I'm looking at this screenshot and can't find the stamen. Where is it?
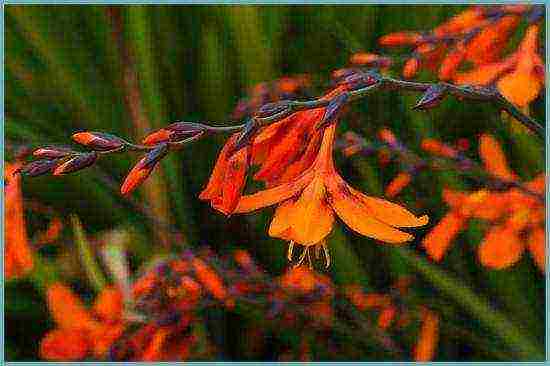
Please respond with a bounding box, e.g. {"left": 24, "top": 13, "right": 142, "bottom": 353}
{"left": 294, "top": 246, "right": 308, "bottom": 267}
{"left": 315, "top": 244, "right": 322, "bottom": 259}
{"left": 307, "top": 248, "right": 313, "bottom": 269}
{"left": 322, "top": 243, "right": 331, "bottom": 268}
{"left": 287, "top": 241, "right": 295, "bottom": 262}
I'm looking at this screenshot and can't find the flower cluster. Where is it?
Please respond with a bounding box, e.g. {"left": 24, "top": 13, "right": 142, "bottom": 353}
{"left": 378, "top": 5, "right": 544, "bottom": 107}
{"left": 422, "top": 134, "right": 545, "bottom": 271}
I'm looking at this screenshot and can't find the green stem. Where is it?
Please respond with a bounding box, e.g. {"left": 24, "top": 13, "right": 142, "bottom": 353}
{"left": 70, "top": 214, "right": 107, "bottom": 292}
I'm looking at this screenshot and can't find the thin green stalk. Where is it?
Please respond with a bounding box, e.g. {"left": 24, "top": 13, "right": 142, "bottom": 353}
{"left": 70, "top": 214, "right": 107, "bottom": 292}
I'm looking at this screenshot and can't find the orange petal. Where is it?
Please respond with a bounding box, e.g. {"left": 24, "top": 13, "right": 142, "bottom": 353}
{"left": 46, "top": 283, "right": 97, "bottom": 331}
{"left": 438, "top": 45, "right": 465, "bottom": 81}
{"left": 234, "top": 170, "right": 312, "bottom": 213}
{"left": 268, "top": 199, "right": 296, "bottom": 241}
{"left": 525, "top": 173, "right": 546, "bottom": 194}
{"left": 453, "top": 55, "right": 517, "bottom": 86}
{"left": 441, "top": 188, "right": 468, "bottom": 209}
{"left": 465, "top": 15, "right": 519, "bottom": 65}
{"left": 92, "top": 286, "right": 124, "bottom": 323}
{"left": 497, "top": 68, "right": 543, "bottom": 107}
{"left": 91, "top": 323, "right": 125, "bottom": 358}
{"left": 478, "top": 225, "right": 524, "bottom": 269}
{"left": 403, "top": 58, "right": 420, "bottom": 78}
{"left": 478, "top": 134, "right": 517, "bottom": 181}
{"left": 212, "top": 146, "right": 249, "bottom": 215}
{"left": 422, "top": 211, "right": 465, "bottom": 261}
{"left": 191, "top": 258, "right": 229, "bottom": 304}
{"left": 40, "top": 328, "right": 89, "bottom": 361}
{"left": 420, "top": 138, "right": 458, "bottom": 159}
{"left": 385, "top": 172, "right": 412, "bottom": 198}
{"left": 350, "top": 186, "right": 429, "bottom": 228}
{"left": 527, "top": 227, "right": 545, "bottom": 273}
{"left": 140, "top": 327, "right": 171, "bottom": 361}
{"left": 199, "top": 134, "right": 238, "bottom": 200}
{"left": 254, "top": 108, "right": 323, "bottom": 182}
{"left": 329, "top": 181, "right": 414, "bottom": 244}
{"left": 413, "top": 308, "right": 439, "bottom": 361}
{"left": 344, "top": 285, "right": 392, "bottom": 311}
{"left": 270, "top": 131, "right": 323, "bottom": 186}
{"left": 378, "top": 305, "right": 397, "bottom": 329}
{"left": 433, "top": 8, "right": 484, "bottom": 36}
{"left": 286, "top": 175, "right": 335, "bottom": 245}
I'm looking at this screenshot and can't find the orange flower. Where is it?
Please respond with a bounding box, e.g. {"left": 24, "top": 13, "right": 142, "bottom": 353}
{"left": 455, "top": 24, "right": 544, "bottom": 108}
{"left": 234, "top": 124, "right": 428, "bottom": 267}
{"left": 4, "top": 162, "right": 33, "bottom": 279}
{"left": 497, "top": 24, "right": 544, "bottom": 107}
{"left": 423, "top": 134, "right": 545, "bottom": 271}
{"left": 40, "top": 283, "right": 126, "bottom": 361}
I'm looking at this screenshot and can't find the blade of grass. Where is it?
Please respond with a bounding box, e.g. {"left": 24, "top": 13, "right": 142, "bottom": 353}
{"left": 70, "top": 215, "right": 107, "bottom": 292}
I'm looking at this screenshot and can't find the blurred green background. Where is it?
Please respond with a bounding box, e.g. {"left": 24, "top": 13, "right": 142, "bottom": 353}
{"left": 4, "top": 5, "right": 545, "bottom": 361}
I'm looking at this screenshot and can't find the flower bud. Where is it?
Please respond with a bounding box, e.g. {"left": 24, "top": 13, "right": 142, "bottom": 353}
{"left": 19, "top": 159, "right": 61, "bottom": 177}
{"left": 33, "top": 146, "right": 76, "bottom": 159}
{"left": 379, "top": 32, "right": 424, "bottom": 47}
{"left": 142, "top": 122, "right": 208, "bottom": 145}
{"left": 53, "top": 152, "right": 98, "bottom": 175}
{"left": 120, "top": 144, "right": 169, "bottom": 195}
{"left": 72, "top": 132, "right": 124, "bottom": 151}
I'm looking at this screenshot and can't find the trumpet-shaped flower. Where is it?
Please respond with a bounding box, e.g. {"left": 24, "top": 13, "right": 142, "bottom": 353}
{"left": 234, "top": 124, "right": 428, "bottom": 267}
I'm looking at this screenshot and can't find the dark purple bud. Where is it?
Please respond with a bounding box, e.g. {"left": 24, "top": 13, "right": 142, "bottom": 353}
{"left": 137, "top": 143, "right": 169, "bottom": 170}
{"left": 165, "top": 122, "right": 208, "bottom": 135}
{"left": 413, "top": 84, "right": 448, "bottom": 110}
{"left": 342, "top": 71, "right": 380, "bottom": 91}
{"left": 53, "top": 152, "right": 98, "bottom": 175}
{"left": 19, "top": 159, "right": 62, "bottom": 177}
{"left": 254, "top": 100, "right": 291, "bottom": 119}
{"left": 72, "top": 132, "right": 125, "bottom": 151}
{"left": 33, "top": 146, "right": 77, "bottom": 159}
{"left": 317, "top": 93, "right": 349, "bottom": 129}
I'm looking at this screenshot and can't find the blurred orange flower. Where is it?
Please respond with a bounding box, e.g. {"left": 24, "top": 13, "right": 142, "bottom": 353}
{"left": 422, "top": 134, "right": 545, "bottom": 271}
{"left": 345, "top": 278, "right": 440, "bottom": 361}
{"left": 40, "top": 283, "right": 125, "bottom": 361}
{"left": 455, "top": 24, "right": 544, "bottom": 108}
{"left": 4, "top": 163, "right": 33, "bottom": 279}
